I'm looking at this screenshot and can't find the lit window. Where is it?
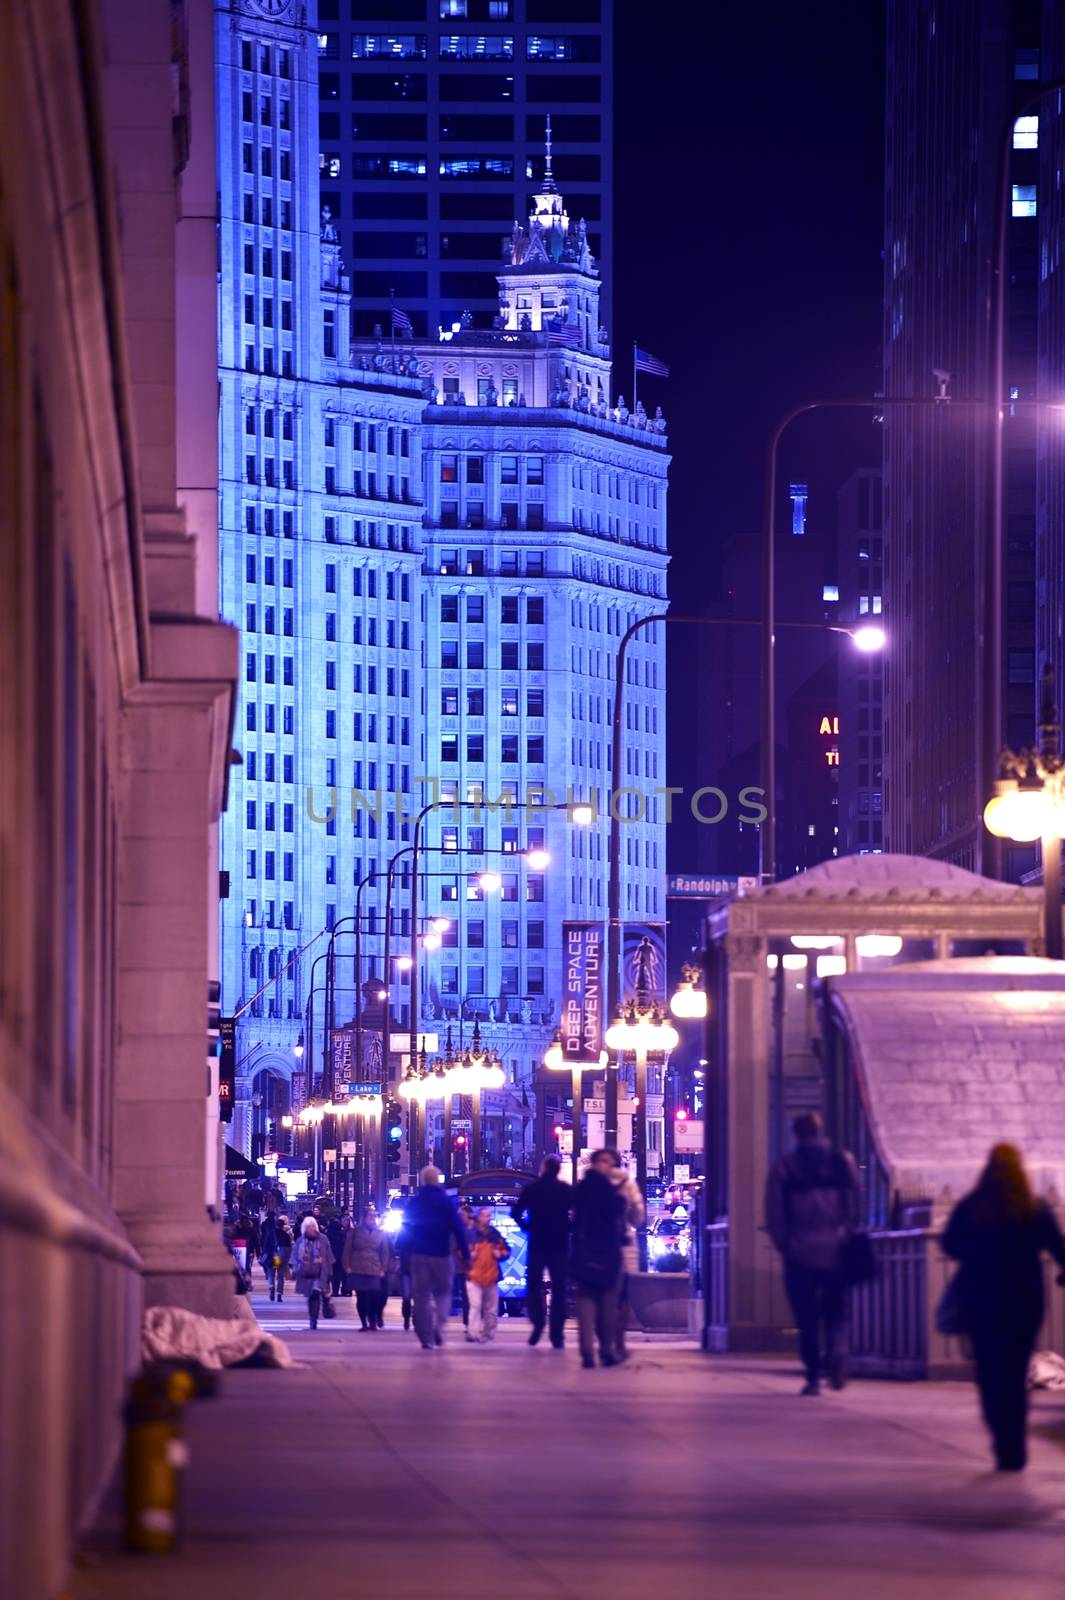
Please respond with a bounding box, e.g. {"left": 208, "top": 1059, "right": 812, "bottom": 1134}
{"left": 1012, "top": 183, "right": 1037, "bottom": 218}
{"left": 872, "top": 595, "right": 882, "bottom": 614}
{"left": 1013, "top": 115, "right": 1038, "bottom": 149}
{"left": 822, "top": 584, "right": 839, "bottom": 602}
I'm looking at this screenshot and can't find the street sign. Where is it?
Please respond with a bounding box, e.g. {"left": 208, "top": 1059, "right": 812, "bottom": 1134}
{"left": 341, "top": 1140, "right": 357, "bottom": 1156}
{"left": 218, "top": 1017, "right": 236, "bottom": 1123}
{"left": 337, "top": 1080, "right": 381, "bottom": 1097}
{"left": 323, "top": 1148, "right": 337, "bottom": 1165}
{"left": 666, "top": 874, "right": 757, "bottom": 900}
{"left": 585, "top": 1097, "right": 637, "bottom": 1114}
{"left": 673, "top": 1164, "right": 691, "bottom": 1183}
{"left": 674, "top": 1118, "right": 704, "bottom": 1152}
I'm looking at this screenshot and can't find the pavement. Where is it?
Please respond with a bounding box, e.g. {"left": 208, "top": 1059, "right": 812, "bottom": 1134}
{"left": 72, "top": 1285, "right": 1065, "bottom": 1600}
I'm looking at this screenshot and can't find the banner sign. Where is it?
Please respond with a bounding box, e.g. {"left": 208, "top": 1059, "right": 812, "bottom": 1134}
{"left": 561, "top": 921, "right": 605, "bottom": 1063}
{"left": 218, "top": 1017, "right": 236, "bottom": 1124}
{"left": 622, "top": 923, "right": 667, "bottom": 1003}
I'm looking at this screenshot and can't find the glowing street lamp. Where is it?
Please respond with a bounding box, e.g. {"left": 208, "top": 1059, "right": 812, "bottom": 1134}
{"left": 850, "top": 624, "right": 887, "bottom": 653}
{"left": 570, "top": 803, "right": 594, "bottom": 827}
{"left": 669, "top": 963, "right": 708, "bottom": 1021}
{"left": 543, "top": 1031, "right": 608, "bottom": 1185}
{"left": 293, "top": 1032, "right": 305, "bottom": 1060}
{"left": 478, "top": 870, "right": 503, "bottom": 893}
{"left": 526, "top": 848, "right": 551, "bottom": 870}
{"left": 445, "top": 1020, "right": 504, "bottom": 1172}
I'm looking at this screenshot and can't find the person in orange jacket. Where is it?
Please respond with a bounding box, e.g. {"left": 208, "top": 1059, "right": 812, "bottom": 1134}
{"left": 465, "top": 1208, "right": 510, "bottom": 1344}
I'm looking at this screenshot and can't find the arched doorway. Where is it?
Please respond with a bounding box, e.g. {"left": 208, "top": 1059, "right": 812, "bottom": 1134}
{"left": 249, "top": 1064, "right": 292, "bottom": 1164}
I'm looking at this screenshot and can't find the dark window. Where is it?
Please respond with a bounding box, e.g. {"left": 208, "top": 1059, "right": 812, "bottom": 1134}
{"left": 501, "top": 596, "right": 519, "bottom": 624}
{"left": 354, "top": 270, "right": 428, "bottom": 296}
{"left": 527, "top": 736, "right": 545, "bottom": 762}
{"left": 439, "top": 74, "right": 515, "bottom": 101}
{"left": 350, "top": 193, "right": 428, "bottom": 219}
{"left": 439, "top": 113, "right": 514, "bottom": 140}
{"left": 526, "top": 596, "right": 544, "bottom": 624}
{"left": 466, "top": 456, "right": 484, "bottom": 483}
{"left": 526, "top": 73, "right": 600, "bottom": 102}
{"left": 527, "top": 642, "right": 544, "bottom": 670}
{"left": 466, "top": 641, "right": 485, "bottom": 669}
{"left": 441, "top": 271, "right": 498, "bottom": 297}
{"left": 527, "top": 0, "right": 600, "bottom": 17}
{"left": 352, "top": 230, "right": 429, "bottom": 258}
{"left": 440, "top": 192, "right": 513, "bottom": 220}
{"left": 466, "top": 734, "right": 484, "bottom": 762}
{"left": 351, "top": 111, "right": 427, "bottom": 139}
{"left": 501, "top": 734, "right": 519, "bottom": 762}
{"left": 351, "top": 72, "right": 426, "bottom": 101}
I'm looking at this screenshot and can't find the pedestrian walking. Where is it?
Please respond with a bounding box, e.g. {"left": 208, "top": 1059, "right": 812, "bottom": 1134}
{"left": 401, "top": 1165, "right": 469, "bottom": 1349}
{"left": 512, "top": 1155, "right": 572, "bottom": 1348}
{"left": 465, "top": 1209, "right": 510, "bottom": 1343}
{"left": 260, "top": 1210, "right": 293, "bottom": 1302}
{"left": 609, "top": 1152, "right": 645, "bottom": 1362}
{"left": 343, "top": 1207, "right": 391, "bottom": 1330}
{"left": 765, "top": 1111, "right": 860, "bottom": 1395}
{"left": 290, "top": 1216, "right": 334, "bottom": 1330}
{"left": 570, "top": 1149, "right": 626, "bottom": 1369}
{"left": 453, "top": 1204, "right": 474, "bottom": 1328}
{"left": 942, "top": 1143, "right": 1065, "bottom": 1471}
{"left": 326, "top": 1211, "right": 348, "bottom": 1299}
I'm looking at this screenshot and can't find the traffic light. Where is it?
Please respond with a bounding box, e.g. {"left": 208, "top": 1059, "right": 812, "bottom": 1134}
{"left": 385, "top": 1101, "right": 403, "bottom": 1172}
{"left": 675, "top": 1107, "right": 689, "bottom": 1122}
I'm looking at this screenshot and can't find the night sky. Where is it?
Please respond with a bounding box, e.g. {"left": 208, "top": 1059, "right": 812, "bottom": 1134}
{"left": 613, "top": 0, "right": 887, "bottom": 867}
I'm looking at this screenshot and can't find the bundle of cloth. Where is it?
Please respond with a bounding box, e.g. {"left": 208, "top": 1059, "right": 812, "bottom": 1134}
{"left": 143, "top": 1302, "right": 294, "bottom": 1370}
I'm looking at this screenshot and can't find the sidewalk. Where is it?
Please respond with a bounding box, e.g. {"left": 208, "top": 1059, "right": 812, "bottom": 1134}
{"left": 74, "top": 1288, "right": 1065, "bottom": 1600}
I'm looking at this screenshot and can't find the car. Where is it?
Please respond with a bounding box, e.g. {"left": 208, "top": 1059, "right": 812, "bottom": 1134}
{"left": 647, "top": 1215, "right": 690, "bottom": 1272}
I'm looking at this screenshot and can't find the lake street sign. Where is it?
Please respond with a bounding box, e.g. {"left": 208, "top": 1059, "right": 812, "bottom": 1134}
{"left": 337, "top": 1080, "right": 381, "bottom": 1097}
{"left": 666, "top": 873, "right": 757, "bottom": 900}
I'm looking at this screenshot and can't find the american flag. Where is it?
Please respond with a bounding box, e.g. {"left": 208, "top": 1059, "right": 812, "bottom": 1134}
{"left": 390, "top": 302, "right": 414, "bottom": 337}
{"left": 634, "top": 346, "right": 670, "bottom": 378}
{"left": 545, "top": 324, "right": 579, "bottom": 346}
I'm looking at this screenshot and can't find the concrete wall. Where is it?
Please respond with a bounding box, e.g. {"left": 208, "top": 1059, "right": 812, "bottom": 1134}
{"left": 0, "top": 3, "right": 235, "bottom": 1594}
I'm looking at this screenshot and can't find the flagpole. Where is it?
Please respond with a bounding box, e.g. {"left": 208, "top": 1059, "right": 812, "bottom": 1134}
{"left": 632, "top": 339, "right": 637, "bottom": 412}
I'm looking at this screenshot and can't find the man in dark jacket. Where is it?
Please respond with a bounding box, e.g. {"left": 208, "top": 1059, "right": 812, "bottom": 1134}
{"left": 512, "top": 1155, "right": 572, "bottom": 1348}
{"left": 401, "top": 1165, "right": 470, "bottom": 1349}
{"left": 765, "top": 1112, "right": 860, "bottom": 1395}
{"left": 570, "top": 1150, "right": 626, "bottom": 1369}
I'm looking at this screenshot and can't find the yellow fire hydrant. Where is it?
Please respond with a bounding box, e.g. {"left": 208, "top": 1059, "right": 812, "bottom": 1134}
{"left": 123, "top": 1367, "right": 196, "bottom": 1553}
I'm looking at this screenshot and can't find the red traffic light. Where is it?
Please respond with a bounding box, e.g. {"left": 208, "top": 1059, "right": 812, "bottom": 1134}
{"left": 552, "top": 1123, "right": 564, "bottom": 1136}
{"left": 454, "top": 1134, "right": 467, "bottom": 1147}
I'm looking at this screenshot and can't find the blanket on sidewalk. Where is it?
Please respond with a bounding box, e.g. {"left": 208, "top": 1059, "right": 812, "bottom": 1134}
{"left": 143, "top": 1304, "right": 295, "bottom": 1370}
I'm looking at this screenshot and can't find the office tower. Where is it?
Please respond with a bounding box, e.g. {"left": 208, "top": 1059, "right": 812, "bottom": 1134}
{"left": 1036, "top": 9, "right": 1065, "bottom": 733}
{"left": 217, "top": 0, "right": 427, "bottom": 1155}
{"left": 836, "top": 469, "right": 885, "bottom": 856}
{"left": 316, "top": 0, "right": 612, "bottom": 339}
{"left": 882, "top": 0, "right": 1040, "bottom": 872}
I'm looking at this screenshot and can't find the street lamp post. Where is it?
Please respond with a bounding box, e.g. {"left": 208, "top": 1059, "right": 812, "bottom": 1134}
{"left": 543, "top": 1032, "right": 608, "bottom": 1185}
{"left": 604, "top": 940, "right": 679, "bottom": 1265}
{"left": 606, "top": 609, "right": 883, "bottom": 1149}
{"left": 445, "top": 1020, "right": 504, "bottom": 1173}
{"left": 984, "top": 663, "right": 1065, "bottom": 960}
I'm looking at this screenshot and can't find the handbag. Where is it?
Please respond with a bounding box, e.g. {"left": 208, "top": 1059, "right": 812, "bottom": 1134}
{"left": 840, "top": 1229, "right": 878, "bottom": 1286}
{"left": 935, "top": 1272, "right": 966, "bottom": 1337}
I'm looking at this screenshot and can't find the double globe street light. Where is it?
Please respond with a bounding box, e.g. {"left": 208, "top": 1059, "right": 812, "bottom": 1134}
{"left": 399, "top": 1020, "right": 505, "bottom": 1177}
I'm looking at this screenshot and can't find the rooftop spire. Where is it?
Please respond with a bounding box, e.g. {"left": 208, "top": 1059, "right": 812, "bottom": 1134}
{"left": 543, "top": 111, "right": 556, "bottom": 193}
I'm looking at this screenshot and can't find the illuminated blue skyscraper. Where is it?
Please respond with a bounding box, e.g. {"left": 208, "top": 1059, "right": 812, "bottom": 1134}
{"left": 217, "top": 0, "right": 668, "bottom": 1171}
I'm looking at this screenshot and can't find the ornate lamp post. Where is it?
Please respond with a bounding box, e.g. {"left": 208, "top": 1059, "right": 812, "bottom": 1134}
{"left": 445, "top": 1020, "right": 504, "bottom": 1173}
{"left": 543, "top": 1032, "right": 608, "bottom": 1186}
{"left": 984, "top": 663, "right": 1065, "bottom": 960}
{"left": 605, "top": 938, "right": 679, "bottom": 1263}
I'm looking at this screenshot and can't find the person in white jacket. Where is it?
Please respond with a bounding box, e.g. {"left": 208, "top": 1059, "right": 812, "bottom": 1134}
{"left": 609, "top": 1153, "right": 645, "bottom": 1362}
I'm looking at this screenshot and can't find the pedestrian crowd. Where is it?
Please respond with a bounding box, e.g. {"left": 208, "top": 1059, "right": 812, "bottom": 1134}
{"left": 227, "top": 1123, "right": 1065, "bottom": 1474}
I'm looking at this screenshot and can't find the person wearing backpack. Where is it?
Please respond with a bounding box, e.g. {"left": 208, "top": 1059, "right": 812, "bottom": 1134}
{"left": 765, "top": 1112, "right": 860, "bottom": 1395}
{"left": 291, "top": 1215, "right": 335, "bottom": 1329}
{"left": 570, "top": 1149, "right": 627, "bottom": 1369}
{"left": 260, "top": 1211, "right": 293, "bottom": 1302}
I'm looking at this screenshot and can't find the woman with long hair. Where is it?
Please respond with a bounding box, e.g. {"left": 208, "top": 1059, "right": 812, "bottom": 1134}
{"left": 943, "top": 1143, "right": 1065, "bottom": 1470}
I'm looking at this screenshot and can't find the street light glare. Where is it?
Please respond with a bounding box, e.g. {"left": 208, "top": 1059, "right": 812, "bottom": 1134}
{"left": 432, "top": 916, "right": 451, "bottom": 932}
{"left": 526, "top": 848, "right": 550, "bottom": 870}
{"left": 396, "top": 954, "right": 414, "bottom": 970}
{"left": 479, "top": 870, "right": 502, "bottom": 892}
{"left": 570, "top": 803, "right": 594, "bottom": 826}
{"left": 851, "top": 624, "right": 887, "bottom": 653}
{"left": 983, "top": 781, "right": 1059, "bottom": 843}
{"left": 422, "top": 932, "right": 441, "bottom": 951}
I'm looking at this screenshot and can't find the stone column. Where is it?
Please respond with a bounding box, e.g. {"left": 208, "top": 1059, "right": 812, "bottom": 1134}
{"left": 114, "top": 607, "right": 238, "bottom": 1317}
{"left": 725, "top": 924, "right": 791, "bottom": 1349}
